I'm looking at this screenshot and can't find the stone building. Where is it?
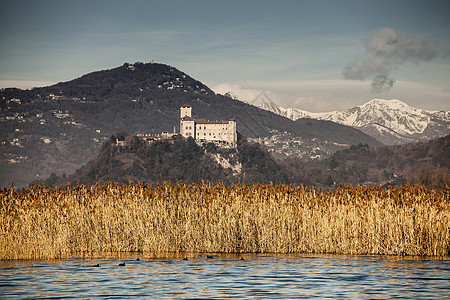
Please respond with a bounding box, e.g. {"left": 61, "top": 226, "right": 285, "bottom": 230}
{"left": 180, "top": 104, "right": 237, "bottom": 148}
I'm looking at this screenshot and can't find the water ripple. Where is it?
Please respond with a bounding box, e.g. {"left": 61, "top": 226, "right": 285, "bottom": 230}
{"left": 0, "top": 254, "right": 449, "bottom": 299}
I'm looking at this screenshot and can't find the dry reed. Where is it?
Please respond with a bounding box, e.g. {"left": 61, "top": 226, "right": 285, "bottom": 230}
{"left": 1, "top": 182, "right": 448, "bottom": 260}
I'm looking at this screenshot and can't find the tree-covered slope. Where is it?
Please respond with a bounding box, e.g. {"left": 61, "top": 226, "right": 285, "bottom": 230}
{"left": 47, "top": 134, "right": 289, "bottom": 187}
{"left": 282, "top": 134, "right": 449, "bottom": 189}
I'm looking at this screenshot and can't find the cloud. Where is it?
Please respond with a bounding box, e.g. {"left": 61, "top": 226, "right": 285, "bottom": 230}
{"left": 343, "top": 27, "right": 438, "bottom": 92}
{"left": 211, "top": 82, "right": 268, "bottom": 103}
{"left": 210, "top": 80, "right": 373, "bottom": 112}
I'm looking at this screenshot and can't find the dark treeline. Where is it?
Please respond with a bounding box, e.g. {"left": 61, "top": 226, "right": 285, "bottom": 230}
{"left": 41, "top": 134, "right": 449, "bottom": 191}
{"left": 281, "top": 135, "right": 449, "bottom": 189}
{"left": 45, "top": 133, "right": 287, "bottom": 187}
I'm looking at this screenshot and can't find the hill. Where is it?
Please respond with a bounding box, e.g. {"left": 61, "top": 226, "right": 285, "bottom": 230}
{"left": 42, "top": 134, "right": 449, "bottom": 190}
{"left": 0, "top": 62, "right": 381, "bottom": 188}
{"left": 46, "top": 133, "right": 288, "bottom": 187}
{"left": 281, "top": 134, "right": 450, "bottom": 189}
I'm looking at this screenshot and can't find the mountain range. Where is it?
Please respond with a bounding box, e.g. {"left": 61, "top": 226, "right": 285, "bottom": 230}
{"left": 223, "top": 91, "right": 449, "bottom": 145}
{"left": 0, "top": 62, "right": 380, "bottom": 188}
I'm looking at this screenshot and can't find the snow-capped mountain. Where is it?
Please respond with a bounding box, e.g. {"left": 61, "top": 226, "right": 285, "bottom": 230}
{"left": 306, "top": 99, "right": 450, "bottom": 145}
{"left": 222, "top": 91, "right": 449, "bottom": 145}
{"left": 223, "top": 91, "right": 240, "bottom": 101}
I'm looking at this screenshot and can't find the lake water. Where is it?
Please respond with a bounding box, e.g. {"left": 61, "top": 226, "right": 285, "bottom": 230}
{"left": 1, "top": 254, "right": 449, "bottom": 299}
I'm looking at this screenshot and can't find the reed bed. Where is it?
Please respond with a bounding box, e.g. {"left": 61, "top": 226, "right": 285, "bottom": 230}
{"left": 0, "top": 182, "right": 448, "bottom": 260}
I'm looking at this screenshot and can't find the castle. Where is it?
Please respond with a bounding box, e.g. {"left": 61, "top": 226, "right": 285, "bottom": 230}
{"left": 180, "top": 104, "right": 237, "bottom": 148}
{"left": 127, "top": 105, "right": 236, "bottom": 148}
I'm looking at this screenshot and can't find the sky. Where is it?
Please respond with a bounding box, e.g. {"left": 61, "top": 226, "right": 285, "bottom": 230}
{"left": 1, "top": 0, "right": 449, "bottom": 112}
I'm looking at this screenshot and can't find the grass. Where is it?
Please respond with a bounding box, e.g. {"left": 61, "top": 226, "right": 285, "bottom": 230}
{"left": 1, "top": 181, "right": 448, "bottom": 259}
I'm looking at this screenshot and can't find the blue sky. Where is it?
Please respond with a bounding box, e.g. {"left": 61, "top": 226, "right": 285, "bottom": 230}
{"left": 1, "top": 0, "right": 449, "bottom": 111}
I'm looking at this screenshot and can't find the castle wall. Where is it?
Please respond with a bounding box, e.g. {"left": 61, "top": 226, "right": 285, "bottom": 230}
{"left": 181, "top": 119, "right": 195, "bottom": 137}
{"left": 179, "top": 106, "right": 237, "bottom": 148}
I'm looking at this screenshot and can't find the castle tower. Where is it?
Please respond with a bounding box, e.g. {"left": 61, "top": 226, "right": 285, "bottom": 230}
{"left": 180, "top": 104, "right": 192, "bottom": 118}
{"left": 180, "top": 104, "right": 194, "bottom": 138}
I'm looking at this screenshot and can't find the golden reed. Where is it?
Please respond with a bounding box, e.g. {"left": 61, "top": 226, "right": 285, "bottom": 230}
{"left": 1, "top": 182, "right": 448, "bottom": 259}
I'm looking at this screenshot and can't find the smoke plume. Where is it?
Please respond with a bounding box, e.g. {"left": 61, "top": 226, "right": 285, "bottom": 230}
{"left": 371, "top": 74, "right": 395, "bottom": 93}
{"left": 343, "top": 27, "right": 438, "bottom": 92}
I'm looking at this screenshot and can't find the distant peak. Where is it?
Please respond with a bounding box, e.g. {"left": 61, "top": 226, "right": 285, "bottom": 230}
{"left": 366, "top": 98, "right": 408, "bottom": 106}
{"left": 367, "top": 98, "right": 401, "bottom": 104}
{"left": 251, "top": 91, "right": 276, "bottom": 107}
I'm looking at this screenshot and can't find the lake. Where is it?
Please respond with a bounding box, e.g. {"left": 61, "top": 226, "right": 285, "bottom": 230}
{"left": 1, "top": 254, "right": 449, "bottom": 299}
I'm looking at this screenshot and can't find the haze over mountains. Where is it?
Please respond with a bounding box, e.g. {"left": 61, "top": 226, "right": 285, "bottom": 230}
{"left": 0, "top": 62, "right": 381, "bottom": 188}
{"left": 221, "top": 91, "right": 449, "bottom": 145}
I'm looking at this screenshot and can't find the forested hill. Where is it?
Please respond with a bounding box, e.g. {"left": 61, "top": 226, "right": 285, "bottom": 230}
{"left": 47, "top": 134, "right": 289, "bottom": 187}
{"left": 43, "top": 134, "right": 449, "bottom": 190}
{"left": 1, "top": 62, "right": 381, "bottom": 188}
{"left": 281, "top": 134, "right": 449, "bottom": 189}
